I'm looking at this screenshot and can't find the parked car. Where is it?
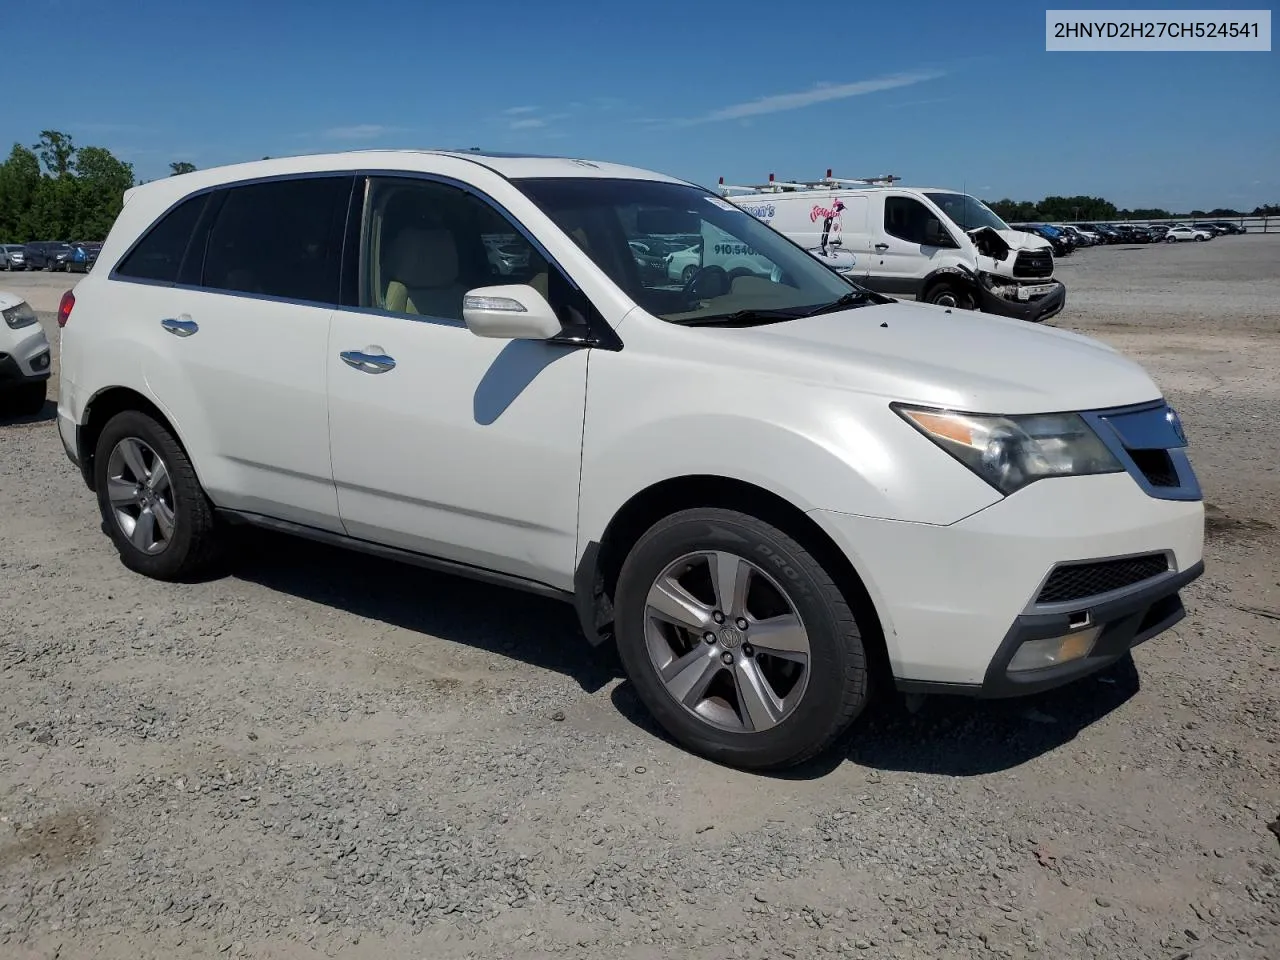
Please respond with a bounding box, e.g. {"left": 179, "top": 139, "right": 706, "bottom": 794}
{"left": 1010, "top": 223, "right": 1073, "bottom": 257}
{"left": 1057, "top": 224, "right": 1099, "bottom": 246}
{"left": 56, "top": 149, "right": 1206, "bottom": 770}
{"left": 1080, "top": 223, "right": 1122, "bottom": 244}
{"left": 0, "top": 290, "right": 52, "bottom": 416}
{"left": 42, "top": 242, "right": 74, "bottom": 271}
{"left": 1210, "top": 221, "right": 1246, "bottom": 235}
{"left": 22, "top": 244, "right": 50, "bottom": 270}
{"left": 1193, "top": 222, "right": 1228, "bottom": 237}
{"left": 1, "top": 245, "right": 30, "bottom": 270}
{"left": 1164, "top": 225, "right": 1213, "bottom": 242}
{"left": 67, "top": 241, "right": 102, "bottom": 273}
{"left": 1146, "top": 224, "right": 1170, "bottom": 240}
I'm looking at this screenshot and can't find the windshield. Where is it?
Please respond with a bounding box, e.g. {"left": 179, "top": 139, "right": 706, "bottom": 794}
{"left": 923, "top": 192, "right": 1010, "bottom": 232}
{"left": 512, "top": 177, "right": 865, "bottom": 325}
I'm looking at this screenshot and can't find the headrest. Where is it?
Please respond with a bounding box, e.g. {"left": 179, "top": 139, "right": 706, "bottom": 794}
{"left": 386, "top": 227, "right": 459, "bottom": 288}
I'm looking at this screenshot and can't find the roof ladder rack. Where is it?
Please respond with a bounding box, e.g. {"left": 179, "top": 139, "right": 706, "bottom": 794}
{"left": 718, "top": 169, "right": 900, "bottom": 196}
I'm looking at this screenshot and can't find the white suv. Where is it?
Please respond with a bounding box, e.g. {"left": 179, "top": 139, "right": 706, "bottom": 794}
{"left": 56, "top": 150, "right": 1205, "bottom": 770}
{"left": 1, "top": 291, "right": 52, "bottom": 416}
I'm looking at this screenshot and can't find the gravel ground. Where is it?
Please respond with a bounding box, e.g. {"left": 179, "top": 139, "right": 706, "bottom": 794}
{"left": 2, "top": 238, "right": 1277, "bottom": 960}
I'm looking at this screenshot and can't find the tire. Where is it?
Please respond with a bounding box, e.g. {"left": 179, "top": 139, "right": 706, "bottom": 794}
{"left": 1, "top": 382, "right": 47, "bottom": 417}
{"left": 613, "top": 507, "right": 870, "bottom": 770}
{"left": 923, "top": 280, "right": 976, "bottom": 310}
{"left": 680, "top": 264, "right": 698, "bottom": 285}
{"left": 1195, "top": 235, "right": 1206, "bottom": 242}
{"left": 93, "top": 410, "right": 223, "bottom": 580}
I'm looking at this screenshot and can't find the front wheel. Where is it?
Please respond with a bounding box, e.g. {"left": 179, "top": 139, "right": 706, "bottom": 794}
{"left": 94, "top": 410, "right": 224, "bottom": 581}
{"left": 613, "top": 508, "right": 870, "bottom": 770}
{"left": 923, "top": 280, "right": 976, "bottom": 310}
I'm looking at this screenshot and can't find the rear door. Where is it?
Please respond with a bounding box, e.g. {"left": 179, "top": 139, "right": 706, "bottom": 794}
{"left": 116, "top": 174, "right": 353, "bottom": 531}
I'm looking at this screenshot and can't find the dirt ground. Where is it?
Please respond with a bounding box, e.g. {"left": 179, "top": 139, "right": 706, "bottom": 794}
{"left": 1, "top": 237, "right": 1277, "bottom": 960}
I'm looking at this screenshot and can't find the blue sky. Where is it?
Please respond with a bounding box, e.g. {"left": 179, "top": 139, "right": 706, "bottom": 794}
{"left": 6, "top": 0, "right": 1277, "bottom": 210}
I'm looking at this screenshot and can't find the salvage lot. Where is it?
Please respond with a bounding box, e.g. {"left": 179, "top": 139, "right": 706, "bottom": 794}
{"left": 1, "top": 237, "right": 1277, "bottom": 959}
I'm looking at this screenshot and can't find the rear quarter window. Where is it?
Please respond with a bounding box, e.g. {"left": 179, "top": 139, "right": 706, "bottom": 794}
{"left": 114, "top": 193, "right": 209, "bottom": 283}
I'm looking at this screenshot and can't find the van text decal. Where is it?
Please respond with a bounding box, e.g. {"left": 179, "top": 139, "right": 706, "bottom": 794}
{"left": 810, "top": 199, "right": 846, "bottom": 222}
{"left": 738, "top": 203, "right": 776, "bottom": 220}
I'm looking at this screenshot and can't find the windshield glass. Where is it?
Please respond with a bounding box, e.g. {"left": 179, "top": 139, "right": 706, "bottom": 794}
{"left": 512, "top": 177, "right": 862, "bottom": 324}
{"left": 923, "top": 192, "right": 1010, "bottom": 232}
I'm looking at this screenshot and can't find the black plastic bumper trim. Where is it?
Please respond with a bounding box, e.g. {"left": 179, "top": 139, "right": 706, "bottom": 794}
{"left": 977, "top": 279, "right": 1066, "bottom": 323}
{"left": 895, "top": 559, "right": 1204, "bottom": 699}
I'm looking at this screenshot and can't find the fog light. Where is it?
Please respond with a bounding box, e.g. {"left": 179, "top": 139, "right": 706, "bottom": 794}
{"left": 1008, "top": 626, "right": 1101, "bottom": 672}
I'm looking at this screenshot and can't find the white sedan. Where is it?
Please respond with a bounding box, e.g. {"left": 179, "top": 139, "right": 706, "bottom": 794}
{"left": 1164, "top": 226, "right": 1212, "bottom": 243}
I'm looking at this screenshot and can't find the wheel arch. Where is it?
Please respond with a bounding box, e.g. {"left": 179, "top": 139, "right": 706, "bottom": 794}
{"left": 78, "top": 386, "right": 185, "bottom": 492}
{"left": 572, "top": 473, "right": 891, "bottom": 685}
{"left": 919, "top": 265, "right": 978, "bottom": 304}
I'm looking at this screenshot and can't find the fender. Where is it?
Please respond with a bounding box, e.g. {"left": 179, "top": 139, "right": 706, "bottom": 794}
{"left": 918, "top": 264, "right": 979, "bottom": 302}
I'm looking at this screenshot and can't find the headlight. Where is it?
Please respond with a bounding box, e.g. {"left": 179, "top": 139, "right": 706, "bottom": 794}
{"left": 2, "top": 301, "right": 38, "bottom": 330}
{"left": 894, "top": 404, "right": 1123, "bottom": 495}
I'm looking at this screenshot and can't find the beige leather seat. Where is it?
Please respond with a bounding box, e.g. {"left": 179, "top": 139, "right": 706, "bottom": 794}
{"left": 383, "top": 227, "right": 469, "bottom": 319}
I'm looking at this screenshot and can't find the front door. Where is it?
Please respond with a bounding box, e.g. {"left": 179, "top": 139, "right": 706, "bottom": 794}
{"left": 867, "top": 194, "right": 953, "bottom": 296}
{"left": 326, "top": 175, "right": 589, "bottom": 590}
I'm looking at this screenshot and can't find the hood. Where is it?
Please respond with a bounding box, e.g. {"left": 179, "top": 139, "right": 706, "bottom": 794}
{"left": 991, "top": 227, "right": 1052, "bottom": 252}
{"left": 0, "top": 290, "right": 26, "bottom": 312}
{"left": 723, "top": 299, "right": 1160, "bottom": 415}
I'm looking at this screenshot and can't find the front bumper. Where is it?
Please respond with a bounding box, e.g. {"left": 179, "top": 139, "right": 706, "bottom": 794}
{"left": 978, "top": 277, "right": 1066, "bottom": 323}
{"left": 0, "top": 326, "right": 52, "bottom": 387}
{"left": 810, "top": 470, "right": 1205, "bottom": 693}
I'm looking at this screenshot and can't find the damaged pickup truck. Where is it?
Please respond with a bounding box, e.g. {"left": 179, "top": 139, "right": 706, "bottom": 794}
{"left": 722, "top": 175, "right": 1066, "bottom": 323}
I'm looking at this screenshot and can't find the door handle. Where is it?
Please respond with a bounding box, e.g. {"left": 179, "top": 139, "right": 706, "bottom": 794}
{"left": 161, "top": 317, "right": 198, "bottom": 337}
{"left": 340, "top": 349, "right": 397, "bottom": 374}
{"left": 874, "top": 243, "right": 890, "bottom": 251}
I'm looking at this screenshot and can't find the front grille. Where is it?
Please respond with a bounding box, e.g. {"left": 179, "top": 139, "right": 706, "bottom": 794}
{"left": 1013, "top": 249, "right": 1053, "bottom": 278}
{"left": 1128, "top": 448, "right": 1178, "bottom": 487}
{"left": 1036, "top": 554, "right": 1169, "bottom": 605}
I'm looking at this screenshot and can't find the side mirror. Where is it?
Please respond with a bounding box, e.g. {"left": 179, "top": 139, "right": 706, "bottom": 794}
{"left": 924, "top": 218, "right": 954, "bottom": 247}
{"left": 462, "top": 284, "right": 563, "bottom": 340}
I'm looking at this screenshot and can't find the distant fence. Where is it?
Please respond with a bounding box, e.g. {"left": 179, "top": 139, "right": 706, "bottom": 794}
{"left": 1061, "top": 216, "right": 1278, "bottom": 234}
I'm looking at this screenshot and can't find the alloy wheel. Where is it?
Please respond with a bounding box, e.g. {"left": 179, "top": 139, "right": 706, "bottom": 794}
{"left": 643, "top": 550, "right": 811, "bottom": 733}
{"left": 106, "top": 437, "right": 176, "bottom": 555}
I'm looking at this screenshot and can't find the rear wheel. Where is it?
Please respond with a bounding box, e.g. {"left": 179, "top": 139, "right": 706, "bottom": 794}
{"left": 93, "top": 410, "right": 223, "bottom": 580}
{"left": 613, "top": 508, "right": 870, "bottom": 770}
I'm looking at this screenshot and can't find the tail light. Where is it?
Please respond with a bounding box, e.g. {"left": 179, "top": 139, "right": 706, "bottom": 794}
{"left": 57, "top": 290, "right": 75, "bottom": 328}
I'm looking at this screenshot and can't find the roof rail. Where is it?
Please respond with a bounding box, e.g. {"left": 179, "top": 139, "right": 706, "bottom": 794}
{"left": 718, "top": 169, "right": 900, "bottom": 196}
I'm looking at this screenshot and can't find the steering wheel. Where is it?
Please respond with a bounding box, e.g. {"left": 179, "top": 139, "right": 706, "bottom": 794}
{"left": 681, "top": 264, "right": 730, "bottom": 299}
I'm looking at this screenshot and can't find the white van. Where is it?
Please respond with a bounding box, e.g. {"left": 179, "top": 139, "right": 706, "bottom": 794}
{"left": 721, "top": 174, "right": 1067, "bottom": 323}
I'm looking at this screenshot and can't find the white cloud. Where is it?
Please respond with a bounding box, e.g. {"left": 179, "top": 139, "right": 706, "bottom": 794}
{"left": 698, "top": 71, "right": 943, "bottom": 122}
{"left": 323, "top": 124, "right": 401, "bottom": 140}
{"left": 509, "top": 118, "right": 546, "bottom": 130}
{"left": 503, "top": 106, "right": 540, "bottom": 115}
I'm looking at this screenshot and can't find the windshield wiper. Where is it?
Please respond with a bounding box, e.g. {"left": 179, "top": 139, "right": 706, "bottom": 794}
{"left": 670, "top": 308, "right": 805, "bottom": 327}
{"left": 795, "top": 290, "right": 875, "bottom": 317}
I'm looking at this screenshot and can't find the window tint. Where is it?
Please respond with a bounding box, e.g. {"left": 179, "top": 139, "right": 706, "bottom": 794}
{"left": 363, "top": 177, "right": 551, "bottom": 322}
{"left": 203, "top": 176, "right": 349, "bottom": 303}
{"left": 115, "top": 194, "right": 207, "bottom": 283}
{"left": 883, "top": 196, "right": 936, "bottom": 245}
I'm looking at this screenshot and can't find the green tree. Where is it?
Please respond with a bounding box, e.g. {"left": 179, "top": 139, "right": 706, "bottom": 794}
{"left": 33, "top": 130, "right": 76, "bottom": 178}
{"left": 169, "top": 161, "right": 197, "bottom": 176}
{"left": 0, "top": 144, "right": 42, "bottom": 242}
{"left": 74, "top": 146, "right": 135, "bottom": 238}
